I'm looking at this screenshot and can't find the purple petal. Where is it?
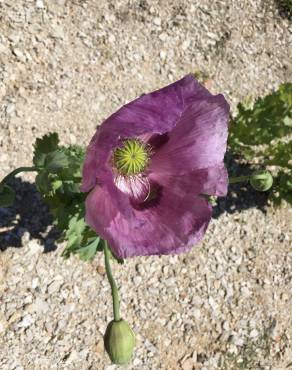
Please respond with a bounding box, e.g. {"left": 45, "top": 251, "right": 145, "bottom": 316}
{"left": 81, "top": 75, "right": 213, "bottom": 192}
{"left": 149, "top": 94, "right": 230, "bottom": 176}
{"left": 80, "top": 130, "right": 100, "bottom": 193}
{"left": 150, "top": 164, "right": 228, "bottom": 197}
{"left": 85, "top": 185, "right": 212, "bottom": 258}
{"left": 82, "top": 75, "right": 230, "bottom": 259}
{"left": 85, "top": 185, "right": 119, "bottom": 232}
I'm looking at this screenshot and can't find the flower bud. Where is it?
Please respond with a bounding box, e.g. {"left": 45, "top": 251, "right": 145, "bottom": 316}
{"left": 104, "top": 319, "right": 135, "bottom": 365}
{"left": 250, "top": 171, "right": 273, "bottom": 192}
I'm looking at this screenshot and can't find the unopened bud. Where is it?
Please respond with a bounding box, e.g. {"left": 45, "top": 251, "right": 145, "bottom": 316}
{"left": 250, "top": 171, "right": 273, "bottom": 192}
{"left": 104, "top": 319, "right": 135, "bottom": 365}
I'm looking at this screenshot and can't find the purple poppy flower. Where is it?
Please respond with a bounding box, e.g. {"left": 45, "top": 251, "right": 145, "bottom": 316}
{"left": 81, "top": 75, "right": 229, "bottom": 258}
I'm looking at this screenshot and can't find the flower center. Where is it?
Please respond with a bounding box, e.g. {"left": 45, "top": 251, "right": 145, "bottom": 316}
{"left": 113, "top": 139, "right": 149, "bottom": 175}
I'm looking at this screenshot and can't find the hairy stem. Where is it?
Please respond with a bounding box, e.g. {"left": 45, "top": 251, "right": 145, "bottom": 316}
{"left": 104, "top": 241, "right": 121, "bottom": 322}
{"left": 229, "top": 175, "right": 251, "bottom": 184}
{"left": 0, "top": 166, "right": 38, "bottom": 189}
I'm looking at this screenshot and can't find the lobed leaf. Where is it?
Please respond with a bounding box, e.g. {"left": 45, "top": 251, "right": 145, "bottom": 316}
{"left": 229, "top": 83, "right": 292, "bottom": 205}
{"left": 33, "top": 133, "right": 59, "bottom": 167}
{"left": 32, "top": 133, "right": 102, "bottom": 262}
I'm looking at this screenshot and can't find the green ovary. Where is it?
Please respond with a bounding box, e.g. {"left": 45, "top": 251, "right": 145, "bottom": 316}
{"left": 113, "top": 139, "right": 149, "bottom": 175}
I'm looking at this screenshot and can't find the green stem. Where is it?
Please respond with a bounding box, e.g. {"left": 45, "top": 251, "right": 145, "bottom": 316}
{"left": 104, "top": 241, "right": 121, "bottom": 322}
{"left": 0, "top": 166, "right": 38, "bottom": 190}
{"left": 229, "top": 175, "right": 251, "bottom": 184}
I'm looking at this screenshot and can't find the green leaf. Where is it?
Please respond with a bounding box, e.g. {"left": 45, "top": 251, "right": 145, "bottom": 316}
{"left": 31, "top": 134, "right": 101, "bottom": 258}
{"left": 283, "top": 116, "right": 292, "bottom": 127}
{"left": 60, "top": 181, "right": 81, "bottom": 194}
{"left": 75, "top": 237, "right": 101, "bottom": 261}
{"left": 0, "top": 184, "right": 15, "bottom": 207}
{"left": 266, "top": 141, "right": 292, "bottom": 169}
{"left": 35, "top": 172, "right": 53, "bottom": 194}
{"left": 33, "top": 135, "right": 86, "bottom": 229}
{"left": 44, "top": 150, "right": 69, "bottom": 172}
{"left": 229, "top": 83, "right": 292, "bottom": 206}
{"left": 229, "top": 83, "right": 292, "bottom": 147}
{"left": 34, "top": 133, "right": 59, "bottom": 154}
{"left": 271, "top": 170, "right": 292, "bottom": 205}
{"left": 33, "top": 133, "right": 59, "bottom": 167}
{"left": 61, "top": 216, "right": 103, "bottom": 261}
{"left": 61, "top": 214, "right": 86, "bottom": 258}
{"left": 51, "top": 179, "right": 63, "bottom": 192}
{"left": 65, "top": 213, "right": 87, "bottom": 239}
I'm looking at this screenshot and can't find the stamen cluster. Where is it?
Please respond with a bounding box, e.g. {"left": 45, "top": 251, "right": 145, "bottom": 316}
{"left": 113, "top": 139, "right": 150, "bottom": 175}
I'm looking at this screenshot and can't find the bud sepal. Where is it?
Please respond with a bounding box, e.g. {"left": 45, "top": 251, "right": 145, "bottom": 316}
{"left": 104, "top": 319, "right": 135, "bottom": 365}
{"left": 250, "top": 170, "right": 273, "bottom": 192}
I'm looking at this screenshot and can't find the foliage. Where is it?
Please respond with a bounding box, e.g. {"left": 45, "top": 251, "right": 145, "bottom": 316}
{"left": 221, "top": 331, "right": 271, "bottom": 370}
{"left": 0, "top": 184, "right": 15, "bottom": 207}
{"left": 2, "top": 84, "right": 291, "bottom": 260}
{"left": 33, "top": 133, "right": 104, "bottom": 261}
{"left": 276, "top": 0, "right": 292, "bottom": 20}
{"left": 229, "top": 83, "right": 292, "bottom": 205}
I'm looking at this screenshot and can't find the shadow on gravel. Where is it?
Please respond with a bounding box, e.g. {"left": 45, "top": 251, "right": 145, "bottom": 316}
{"left": 0, "top": 177, "right": 60, "bottom": 253}
{"left": 0, "top": 155, "right": 269, "bottom": 251}
{"left": 274, "top": 0, "right": 292, "bottom": 20}
{"left": 213, "top": 153, "right": 269, "bottom": 219}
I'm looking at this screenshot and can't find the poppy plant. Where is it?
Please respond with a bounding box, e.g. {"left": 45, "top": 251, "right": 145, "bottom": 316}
{"left": 0, "top": 74, "right": 274, "bottom": 365}
{"left": 81, "top": 75, "right": 230, "bottom": 259}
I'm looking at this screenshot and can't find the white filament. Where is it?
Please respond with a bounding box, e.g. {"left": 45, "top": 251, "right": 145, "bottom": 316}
{"left": 114, "top": 174, "right": 150, "bottom": 202}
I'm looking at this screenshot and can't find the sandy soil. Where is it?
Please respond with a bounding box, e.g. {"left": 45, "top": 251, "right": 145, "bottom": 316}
{"left": 0, "top": 1, "right": 291, "bottom": 369}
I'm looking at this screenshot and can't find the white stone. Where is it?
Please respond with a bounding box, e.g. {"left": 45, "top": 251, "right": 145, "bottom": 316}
{"left": 48, "top": 278, "right": 63, "bottom": 294}
{"left": 159, "top": 50, "right": 166, "bottom": 60}
{"left": 6, "top": 103, "right": 15, "bottom": 115}
{"left": 36, "top": 0, "right": 44, "bottom": 8}
{"left": 33, "top": 297, "right": 49, "bottom": 314}
{"left": 13, "top": 48, "right": 26, "bottom": 62}
{"left": 31, "top": 278, "right": 39, "bottom": 289}
{"left": 153, "top": 17, "right": 161, "bottom": 26}
{"left": 250, "top": 329, "right": 259, "bottom": 338}
{"left": 18, "top": 314, "right": 34, "bottom": 328}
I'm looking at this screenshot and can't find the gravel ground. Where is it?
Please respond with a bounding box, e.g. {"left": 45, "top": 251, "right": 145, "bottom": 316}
{"left": 0, "top": 1, "right": 291, "bottom": 369}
